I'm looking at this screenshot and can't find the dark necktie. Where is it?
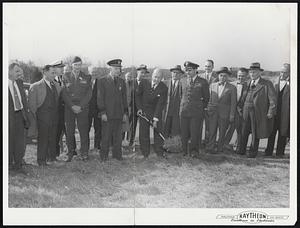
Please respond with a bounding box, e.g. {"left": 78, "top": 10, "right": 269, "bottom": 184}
{"left": 218, "top": 82, "right": 225, "bottom": 86}
{"left": 12, "top": 83, "right": 22, "bottom": 110}
{"left": 251, "top": 80, "right": 256, "bottom": 89}
{"left": 189, "top": 78, "right": 193, "bottom": 86}
{"left": 50, "top": 81, "right": 58, "bottom": 99}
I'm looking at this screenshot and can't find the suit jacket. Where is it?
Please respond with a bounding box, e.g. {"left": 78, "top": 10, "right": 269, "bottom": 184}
{"left": 199, "top": 71, "right": 218, "bottom": 85}
{"left": 208, "top": 82, "right": 237, "bottom": 120}
{"left": 89, "top": 78, "right": 99, "bottom": 116}
{"left": 62, "top": 71, "right": 92, "bottom": 110}
{"left": 136, "top": 79, "right": 168, "bottom": 120}
{"left": 9, "top": 79, "right": 30, "bottom": 128}
{"left": 126, "top": 79, "right": 138, "bottom": 116}
{"left": 274, "top": 77, "right": 290, "bottom": 136}
{"left": 164, "top": 79, "right": 182, "bottom": 121}
{"left": 97, "top": 76, "right": 128, "bottom": 120}
{"left": 230, "top": 81, "right": 248, "bottom": 115}
{"left": 180, "top": 76, "right": 210, "bottom": 118}
{"left": 240, "top": 77, "right": 277, "bottom": 139}
{"left": 27, "top": 79, "right": 61, "bottom": 136}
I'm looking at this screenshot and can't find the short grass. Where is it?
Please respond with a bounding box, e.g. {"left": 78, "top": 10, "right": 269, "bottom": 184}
{"left": 8, "top": 139, "right": 289, "bottom": 208}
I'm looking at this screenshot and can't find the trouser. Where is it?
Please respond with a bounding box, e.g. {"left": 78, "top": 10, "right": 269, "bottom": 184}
{"left": 224, "top": 111, "right": 243, "bottom": 150}
{"left": 139, "top": 117, "right": 164, "bottom": 157}
{"left": 164, "top": 115, "right": 181, "bottom": 138}
{"left": 199, "top": 110, "right": 209, "bottom": 144}
{"left": 265, "top": 115, "right": 288, "bottom": 156}
{"left": 128, "top": 111, "right": 138, "bottom": 144}
{"left": 9, "top": 111, "right": 25, "bottom": 169}
{"left": 181, "top": 115, "right": 203, "bottom": 155}
{"left": 88, "top": 111, "right": 101, "bottom": 149}
{"left": 55, "top": 114, "right": 66, "bottom": 156}
{"left": 239, "top": 107, "right": 259, "bottom": 156}
{"left": 65, "top": 107, "right": 90, "bottom": 157}
{"left": 207, "top": 111, "right": 229, "bottom": 151}
{"left": 37, "top": 117, "right": 57, "bottom": 164}
{"left": 101, "top": 119, "right": 122, "bottom": 160}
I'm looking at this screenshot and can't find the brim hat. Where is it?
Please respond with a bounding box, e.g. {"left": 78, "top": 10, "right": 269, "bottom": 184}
{"left": 72, "top": 56, "right": 82, "bottom": 64}
{"left": 216, "top": 66, "right": 232, "bottom": 75}
{"left": 50, "top": 60, "right": 65, "bottom": 68}
{"left": 249, "top": 62, "right": 264, "bottom": 71}
{"left": 170, "top": 65, "right": 184, "bottom": 74}
{"left": 184, "top": 61, "right": 199, "bottom": 69}
{"left": 136, "top": 64, "right": 149, "bottom": 73}
{"left": 107, "top": 59, "right": 122, "bottom": 67}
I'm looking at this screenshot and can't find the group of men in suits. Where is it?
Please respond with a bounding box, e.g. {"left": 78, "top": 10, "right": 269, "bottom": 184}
{"left": 8, "top": 57, "right": 291, "bottom": 173}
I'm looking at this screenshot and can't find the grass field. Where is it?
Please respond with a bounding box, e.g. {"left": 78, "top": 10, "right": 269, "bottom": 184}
{"left": 8, "top": 131, "right": 290, "bottom": 208}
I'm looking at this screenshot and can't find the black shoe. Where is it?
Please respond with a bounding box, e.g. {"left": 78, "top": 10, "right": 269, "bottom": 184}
{"left": 246, "top": 151, "right": 257, "bottom": 158}
{"left": 66, "top": 153, "right": 74, "bottom": 162}
{"left": 275, "top": 154, "right": 284, "bottom": 158}
{"left": 38, "top": 161, "right": 48, "bottom": 166}
{"left": 15, "top": 168, "right": 29, "bottom": 175}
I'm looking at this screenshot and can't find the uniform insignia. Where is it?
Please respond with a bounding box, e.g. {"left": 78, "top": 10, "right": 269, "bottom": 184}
{"left": 157, "top": 94, "right": 161, "bottom": 97}
{"left": 119, "top": 86, "right": 122, "bottom": 90}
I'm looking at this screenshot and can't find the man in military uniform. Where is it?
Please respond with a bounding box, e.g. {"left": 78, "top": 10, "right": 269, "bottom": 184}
{"left": 198, "top": 59, "right": 218, "bottom": 147}
{"left": 239, "top": 62, "right": 276, "bottom": 158}
{"left": 97, "top": 59, "right": 128, "bottom": 161}
{"left": 51, "top": 60, "right": 68, "bottom": 157}
{"left": 136, "top": 68, "right": 168, "bottom": 158}
{"left": 265, "top": 63, "right": 290, "bottom": 158}
{"left": 164, "top": 65, "right": 184, "bottom": 138}
{"left": 180, "top": 61, "right": 210, "bottom": 157}
{"left": 62, "top": 56, "right": 92, "bottom": 161}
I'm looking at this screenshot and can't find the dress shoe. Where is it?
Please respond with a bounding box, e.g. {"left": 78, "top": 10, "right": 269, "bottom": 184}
{"left": 224, "top": 144, "right": 234, "bottom": 152}
{"left": 275, "top": 154, "right": 284, "bottom": 158}
{"left": 66, "top": 153, "right": 74, "bottom": 162}
{"left": 38, "top": 162, "right": 48, "bottom": 167}
{"left": 246, "top": 151, "right": 257, "bottom": 158}
{"left": 15, "top": 168, "right": 29, "bottom": 176}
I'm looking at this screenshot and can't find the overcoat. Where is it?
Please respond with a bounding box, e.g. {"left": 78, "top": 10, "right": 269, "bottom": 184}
{"left": 240, "top": 77, "right": 277, "bottom": 139}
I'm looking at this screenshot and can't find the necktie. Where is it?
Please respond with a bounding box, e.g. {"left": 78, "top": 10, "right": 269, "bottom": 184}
{"left": 189, "top": 78, "right": 193, "bottom": 86}
{"left": 251, "top": 80, "right": 256, "bottom": 89}
{"left": 218, "top": 82, "right": 224, "bottom": 86}
{"left": 12, "top": 83, "right": 22, "bottom": 110}
{"left": 50, "top": 81, "right": 58, "bottom": 99}
{"left": 114, "top": 77, "right": 118, "bottom": 86}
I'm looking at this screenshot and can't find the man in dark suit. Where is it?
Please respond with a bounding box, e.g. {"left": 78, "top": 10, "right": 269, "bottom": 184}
{"left": 265, "top": 63, "right": 290, "bottom": 157}
{"left": 97, "top": 59, "right": 128, "bottom": 161}
{"left": 62, "top": 56, "right": 92, "bottom": 161}
{"left": 136, "top": 68, "right": 168, "bottom": 158}
{"left": 51, "top": 60, "right": 69, "bottom": 158}
{"left": 9, "top": 62, "right": 30, "bottom": 174}
{"left": 206, "top": 67, "right": 237, "bottom": 153}
{"left": 164, "top": 65, "right": 183, "bottom": 138}
{"left": 223, "top": 67, "right": 249, "bottom": 152}
{"left": 123, "top": 69, "right": 139, "bottom": 147}
{"left": 28, "top": 64, "right": 61, "bottom": 166}
{"left": 88, "top": 67, "right": 101, "bottom": 151}
{"left": 180, "top": 61, "right": 210, "bottom": 157}
{"left": 198, "top": 59, "right": 218, "bottom": 147}
{"left": 239, "top": 62, "right": 276, "bottom": 158}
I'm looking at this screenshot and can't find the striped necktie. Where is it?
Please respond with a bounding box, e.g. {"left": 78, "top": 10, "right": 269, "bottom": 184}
{"left": 12, "top": 83, "right": 22, "bottom": 110}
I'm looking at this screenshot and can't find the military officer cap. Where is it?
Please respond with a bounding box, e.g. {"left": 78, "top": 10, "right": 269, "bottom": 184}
{"left": 238, "top": 67, "right": 249, "bottom": 73}
{"left": 72, "top": 56, "right": 82, "bottom": 64}
{"left": 216, "top": 66, "right": 232, "bottom": 75}
{"left": 136, "top": 64, "right": 149, "bottom": 73}
{"left": 248, "top": 62, "right": 264, "bottom": 71}
{"left": 50, "top": 60, "right": 65, "bottom": 68}
{"left": 107, "top": 59, "right": 122, "bottom": 67}
{"left": 170, "top": 65, "right": 184, "bottom": 74}
{"left": 184, "top": 61, "right": 199, "bottom": 69}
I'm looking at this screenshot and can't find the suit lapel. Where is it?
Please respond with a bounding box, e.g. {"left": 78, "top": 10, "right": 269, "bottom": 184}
{"left": 252, "top": 79, "right": 264, "bottom": 96}
{"left": 219, "top": 82, "right": 229, "bottom": 99}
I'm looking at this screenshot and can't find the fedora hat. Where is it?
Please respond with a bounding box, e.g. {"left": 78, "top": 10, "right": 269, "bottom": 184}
{"left": 249, "top": 62, "right": 264, "bottom": 71}
{"left": 216, "top": 66, "right": 232, "bottom": 75}
{"left": 136, "top": 64, "right": 149, "bottom": 73}
{"left": 170, "top": 65, "right": 184, "bottom": 73}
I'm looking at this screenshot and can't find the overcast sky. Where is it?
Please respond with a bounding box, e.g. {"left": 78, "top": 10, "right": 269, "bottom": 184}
{"left": 3, "top": 3, "right": 293, "bottom": 71}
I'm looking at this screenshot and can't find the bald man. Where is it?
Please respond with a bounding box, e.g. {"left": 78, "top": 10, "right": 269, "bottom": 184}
{"left": 136, "top": 68, "right": 168, "bottom": 158}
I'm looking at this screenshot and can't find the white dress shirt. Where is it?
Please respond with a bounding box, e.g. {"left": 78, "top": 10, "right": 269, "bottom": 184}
{"left": 236, "top": 83, "right": 243, "bottom": 101}
{"left": 206, "top": 72, "right": 212, "bottom": 82}
{"left": 218, "top": 82, "right": 226, "bottom": 97}
{"left": 251, "top": 77, "right": 260, "bottom": 87}
{"left": 44, "top": 78, "right": 52, "bottom": 89}
{"left": 9, "top": 79, "right": 24, "bottom": 111}
{"left": 279, "top": 80, "right": 287, "bottom": 91}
